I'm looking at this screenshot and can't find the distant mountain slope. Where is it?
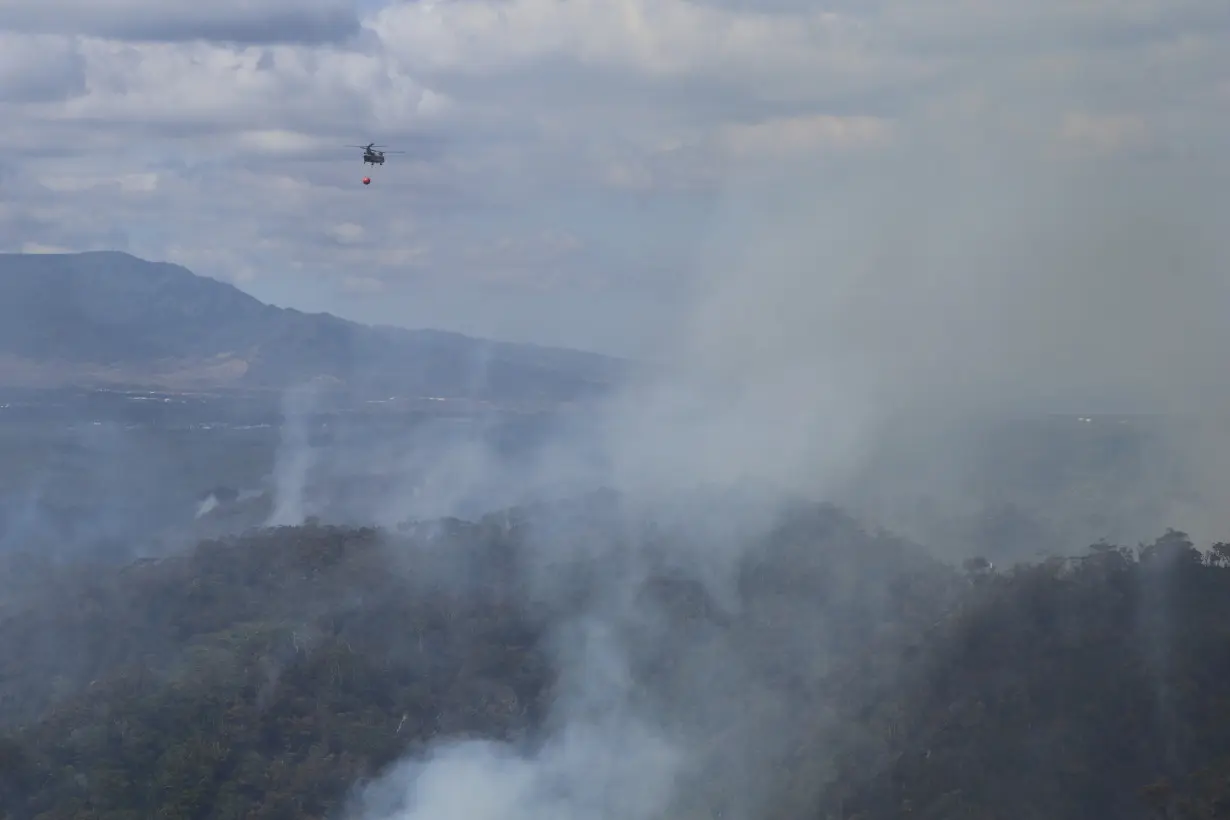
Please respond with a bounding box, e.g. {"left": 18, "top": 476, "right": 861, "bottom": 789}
{"left": 0, "top": 251, "right": 624, "bottom": 400}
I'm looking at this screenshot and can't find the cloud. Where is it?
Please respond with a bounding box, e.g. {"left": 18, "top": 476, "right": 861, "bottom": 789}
{"left": 0, "top": 0, "right": 360, "bottom": 44}
{"left": 42, "top": 39, "right": 446, "bottom": 135}
{"left": 370, "top": 1, "right": 905, "bottom": 91}
{"left": 1054, "top": 111, "right": 1153, "bottom": 157}
{"left": 328, "top": 222, "right": 366, "bottom": 245}
{"left": 0, "top": 32, "right": 86, "bottom": 102}
{"left": 0, "top": 0, "right": 1226, "bottom": 356}
{"left": 340, "top": 275, "right": 384, "bottom": 295}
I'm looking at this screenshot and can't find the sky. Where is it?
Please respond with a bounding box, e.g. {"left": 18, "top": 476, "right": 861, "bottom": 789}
{"left": 1, "top": 0, "right": 1229, "bottom": 357}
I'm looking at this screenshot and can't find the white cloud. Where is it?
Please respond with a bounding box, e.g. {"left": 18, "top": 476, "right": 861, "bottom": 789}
{"left": 370, "top": 1, "right": 886, "bottom": 84}
{"left": 328, "top": 222, "right": 366, "bottom": 244}
{"left": 0, "top": 0, "right": 1226, "bottom": 352}
{"left": 38, "top": 39, "right": 446, "bottom": 136}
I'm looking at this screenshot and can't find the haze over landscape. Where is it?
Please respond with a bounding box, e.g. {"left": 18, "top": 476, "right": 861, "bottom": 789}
{"left": 2, "top": 1, "right": 1230, "bottom": 819}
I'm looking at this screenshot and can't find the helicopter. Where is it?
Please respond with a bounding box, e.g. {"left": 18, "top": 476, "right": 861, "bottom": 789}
{"left": 346, "top": 143, "right": 403, "bottom": 166}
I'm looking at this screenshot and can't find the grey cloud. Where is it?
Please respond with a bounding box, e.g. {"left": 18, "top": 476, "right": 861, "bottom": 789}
{"left": 687, "top": 0, "right": 1230, "bottom": 58}
{"left": 419, "top": 58, "right": 919, "bottom": 130}
{"left": 0, "top": 0, "right": 359, "bottom": 44}
{"left": 0, "top": 210, "right": 132, "bottom": 254}
{"left": 40, "top": 49, "right": 445, "bottom": 149}
{"left": 877, "top": 2, "right": 1230, "bottom": 61}
{"left": 1, "top": 0, "right": 1228, "bottom": 373}
{"left": 0, "top": 35, "right": 85, "bottom": 103}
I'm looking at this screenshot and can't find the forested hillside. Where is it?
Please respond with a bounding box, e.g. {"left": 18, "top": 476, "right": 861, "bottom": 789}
{"left": 0, "top": 495, "right": 1227, "bottom": 819}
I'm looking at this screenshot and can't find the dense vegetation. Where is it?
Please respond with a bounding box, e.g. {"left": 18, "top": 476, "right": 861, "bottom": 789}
{"left": 0, "top": 493, "right": 1228, "bottom": 818}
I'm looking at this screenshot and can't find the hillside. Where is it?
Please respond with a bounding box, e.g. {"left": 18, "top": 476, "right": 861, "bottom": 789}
{"left": 0, "top": 495, "right": 1228, "bottom": 818}
{"left": 0, "top": 251, "right": 623, "bottom": 401}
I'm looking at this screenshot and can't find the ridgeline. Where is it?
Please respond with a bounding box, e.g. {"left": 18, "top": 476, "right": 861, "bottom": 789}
{"left": 0, "top": 494, "right": 1226, "bottom": 819}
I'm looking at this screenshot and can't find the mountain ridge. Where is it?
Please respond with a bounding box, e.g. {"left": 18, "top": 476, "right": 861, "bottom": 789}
{"left": 0, "top": 251, "right": 624, "bottom": 401}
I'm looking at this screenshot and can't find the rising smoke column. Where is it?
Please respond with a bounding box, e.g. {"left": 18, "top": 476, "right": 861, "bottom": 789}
{"left": 267, "top": 383, "right": 320, "bottom": 526}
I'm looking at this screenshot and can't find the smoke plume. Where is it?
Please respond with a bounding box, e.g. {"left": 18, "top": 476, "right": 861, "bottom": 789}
{"left": 246, "top": 21, "right": 1230, "bottom": 820}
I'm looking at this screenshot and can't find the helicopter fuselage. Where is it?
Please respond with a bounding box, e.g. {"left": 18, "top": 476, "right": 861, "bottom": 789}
{"left": 363, "top": 153, "right": 385, "bottom": 165}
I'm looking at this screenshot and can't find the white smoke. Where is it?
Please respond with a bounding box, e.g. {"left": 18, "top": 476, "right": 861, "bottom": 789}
{"left": 266, "top": 383, "right": 320, "bottom": 526}
{"left": 315, "top": 147, "right": 1230, "bottom": 820}
{"left": 244, "top": 10, "right": 1230, "bottom": 820}
{"left": 354, "top": 620, "right": 683, "bottom": 820}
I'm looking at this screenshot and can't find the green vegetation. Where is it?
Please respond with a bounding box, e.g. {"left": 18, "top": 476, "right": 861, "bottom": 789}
{"left": 0, "top": 498, "right": 1228, "bottom": 818}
